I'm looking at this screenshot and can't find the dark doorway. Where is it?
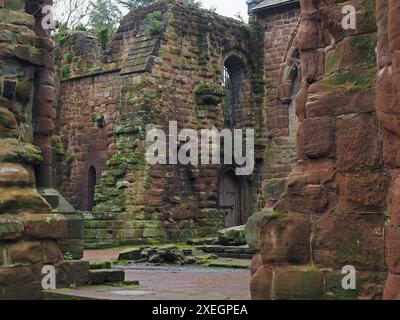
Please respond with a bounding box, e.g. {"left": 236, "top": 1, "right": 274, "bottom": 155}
{"left": 218, "top": 169, "right": 243, "bottom": 227}
{"left": 88, "top": 166, "right": 97, "bottom": 211}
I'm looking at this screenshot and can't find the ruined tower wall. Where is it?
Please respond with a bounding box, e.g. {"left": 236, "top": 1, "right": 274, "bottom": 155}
{"left": 56, "top": 69, "right": 120, "bottom": 211}
{"left": 56, "top": 0, "right": 266, "bottom": 248}
{"left": 250, "top": 0, "right": 389, "bottom": 300}
{"left": 0, "top": 0, "right": 71, "bottom": 299}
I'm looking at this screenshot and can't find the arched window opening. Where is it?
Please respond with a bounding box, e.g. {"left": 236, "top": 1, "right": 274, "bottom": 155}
{"left": 223, "top": 55, "right": 245, "bottom": 128}
{"left": 88, "top": 166, "right": 97, "bottom": 211}
{"left": 289, "top": 71, "right": 300, "bottom": 139}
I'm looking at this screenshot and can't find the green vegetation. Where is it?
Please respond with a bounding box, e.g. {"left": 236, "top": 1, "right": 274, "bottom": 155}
{"left": 63, "top": 252, "right": 74, "bottom": 260}
{"left": 64, "top": 52, "right": 73, "bottom": 63}
{"left": 350, "top": 35, "right": 376, "bottom": 66}
{"left": 61, "top": 65, "right": 71, "bottom": 77}
{"left": 56, "top": 34, "right": 68, "bottom": 46}
{"left": 64, "top": 156, "right": 75, "bottom": 164}
{"left": 324, "top": 68, "right": 376, "bottom": 93}
{"left": 147, "top": 11, "right": 163, "bottom": 36}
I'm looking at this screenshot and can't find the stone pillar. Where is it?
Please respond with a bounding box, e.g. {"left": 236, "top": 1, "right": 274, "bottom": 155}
{"left": 0, "top": 0, "right": 68, "bottom": 299}
{"left": 249, "top": 0, "right": 388, "bottom": 300}
{"left": 377, "top": 0, "right": 400, "bottom": 300}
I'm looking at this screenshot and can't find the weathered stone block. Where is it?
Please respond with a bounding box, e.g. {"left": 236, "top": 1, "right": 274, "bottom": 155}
{"left": 118, "top": 248, "right": 143, "bottom": 261}
{"left": 57, "top": 239, "right": 84, "bottom": 260}
{"left": 313, "top": 212, "right": 385, "bottom": 271}
{"left": 250, "top": 254, "right": 262, "bottom": 277}
{"left": 250, "top": 267, "right": 272, "bottom": 300}
{"left": 56, "top": 260, "right": 90, "bottom": 288}
{"left": 384, "top": 273, "right": 400, "bottom": 300}
{"left": 89, "top": 269, "right": 125, "bottom": 285}
{"left": 0, "top": 266, "right": 41, "bottom": 300}
{"left": 245, "top": 209, "right": 273, "bottom": 251}
{"left": 0, "top": 163, "right": 32, "bottom": 187}
{"left": 336, "top": 114, "right": 381, "bottom": 170}
{"left": 301, "top": 117, "right": 335, "bottom": 159}
{"left": 336, "top": 171, "right": 388, "bottom": 213}
{"left": 273, "top": 267, "right": 325, "bottom": 300}
{"left": 0, "top": 214, "right": 23, "bottom": 240}
{"left": 325, "top": 271, "right": 386, "bottom": 300}
{"left": 259, "top": 212, "right": 311, "bottom": 265}
{"left": 8, "top": 241, "right": 62, "bottom": 265}
{"left": 386, "top": 224, "right": 400, "bottom": 274}
{"left": 21, "top": 213, "right": 68, "bottom": 239}
{"left": 0, "top": 139, "right": 43, "bottom": 164}
{"left": 0, "top": 188, "right": 51, "bottom": 213}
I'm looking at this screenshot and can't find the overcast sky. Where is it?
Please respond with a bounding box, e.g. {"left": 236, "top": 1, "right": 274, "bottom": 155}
{"left": 201, "top": 0, "right": 248, "bottom": 20}
{"left": 54, "top": 0, "right": 249, "bottom": 27}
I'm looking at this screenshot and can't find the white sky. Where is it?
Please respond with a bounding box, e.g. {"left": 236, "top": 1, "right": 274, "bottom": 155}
{"left": 201, "top": 0, "right": 248, "bottom": 20}
{"left": 55, "top": 0, "right": 249, "bottom": 23}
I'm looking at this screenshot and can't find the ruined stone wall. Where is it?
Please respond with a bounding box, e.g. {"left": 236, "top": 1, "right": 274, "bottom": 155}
{"left": 0, "top": 0, "right": 70, "bottom": 299}
{"left": 56, "top": 0, "right": 265, "bottom": 247}
{"left": 56, "top": 69, "right": 120, "bottom": 211}
{"left": 252, "top": 2, "right": 301, "bottom": 208}
{"left": 250, "top": 0, "right": 389, "bottom": 300}
{"left": 377, "top": 0, "right": 400, "bottom": 300}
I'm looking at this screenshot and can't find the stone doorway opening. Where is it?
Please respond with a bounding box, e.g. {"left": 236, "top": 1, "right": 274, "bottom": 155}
{"left": 218, "top": 167, "right": 245, "bottom": 228}
{"left": 88, "top": 165, "right": 97, "bottom": 211}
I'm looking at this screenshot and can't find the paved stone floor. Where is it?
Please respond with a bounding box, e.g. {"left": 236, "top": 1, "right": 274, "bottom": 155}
{"left": 45, "top": 250, "right": 251, "bottom": 300}
{"left": 46, "top": 265, "right": 251, "bottom": 300}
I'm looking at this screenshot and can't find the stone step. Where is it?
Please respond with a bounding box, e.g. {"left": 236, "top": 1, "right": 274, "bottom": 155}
{"left": 197, "top": 245, "right": 256, "bottom": 259}
{"left": 88, "top": 269, "right": 125, "bottom": 285}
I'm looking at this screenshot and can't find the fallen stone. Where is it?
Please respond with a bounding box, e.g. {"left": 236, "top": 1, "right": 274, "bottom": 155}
{"left": 118, "top": 248, "right": 142, "bottom": 261}
{"left": 148, "top": 254, "right": 164, "bottom": 264}
{"left": 89, "top": 261, "right": 112, "bottom": 270}
{"left": 56, "top": 260, "right": 90, "bottom": 288}
{"left": 89, "top": 269, "right": 125, "bottom": 285}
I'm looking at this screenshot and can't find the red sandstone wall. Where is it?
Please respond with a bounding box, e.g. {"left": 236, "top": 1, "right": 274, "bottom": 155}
{"left": 253, "top": 3, "right": 301, "bottom": 208}
{"left": 250, "top": 0, "right": 389, "bottom": 300}
{"left": 0, "top": 0, "right": 69, "bottom": 299}
{"left": 377, "top": 0, "right": 400, "bottom": 300}
{"left": 56, "top": 72, "right": 120, "bottom": 210}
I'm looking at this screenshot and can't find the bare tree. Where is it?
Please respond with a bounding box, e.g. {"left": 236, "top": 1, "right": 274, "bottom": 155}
{"left": 53, "top": 0, "right": 91, "bottom": 30}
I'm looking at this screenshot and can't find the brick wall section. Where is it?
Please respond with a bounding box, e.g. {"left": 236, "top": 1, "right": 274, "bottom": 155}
{"left": 55, "top": 71, "right": 120, "bottom": 210}
{"left": 252, "top": 3, "right": 301, "bottom": 208}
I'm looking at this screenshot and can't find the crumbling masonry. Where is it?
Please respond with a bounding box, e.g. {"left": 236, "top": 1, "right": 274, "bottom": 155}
{"left": 2, "top": 0, "right": 400, "bottom": 300}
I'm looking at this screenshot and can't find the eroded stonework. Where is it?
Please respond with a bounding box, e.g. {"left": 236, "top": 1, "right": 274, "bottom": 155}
{"left": 250, "top": 0, "right": 394, "bottom": 300}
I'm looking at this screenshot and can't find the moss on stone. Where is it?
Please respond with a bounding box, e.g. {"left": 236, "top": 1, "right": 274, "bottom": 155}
{"left": 350, "top": 34, "right": 376, "bottom": 66}
{"left": 147, "top": 11, "right": 163, "bottom": 36}
{"left": 0, "top": 139, "right": 43, "bottom": 164}
{"left": 64, "top": 52, "right": 73, "bottom": 63}
{"left": 52, "top": 135, "right": 65, "bottom": 156}
{"left": 64, "top": 155, "right": 74, "bottom": 164}
{"left": 61, "top": 65, "right": 71, "bottom": 77}
{"left": 324, "top": 68, "right": 376, "bottom": 93}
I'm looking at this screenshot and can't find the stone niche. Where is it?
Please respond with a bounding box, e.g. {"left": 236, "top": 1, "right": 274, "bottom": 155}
{"left": 249, "top": 0, "right": 394, "bottom": 300}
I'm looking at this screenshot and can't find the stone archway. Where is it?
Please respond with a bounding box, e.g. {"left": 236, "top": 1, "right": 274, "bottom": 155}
{"left": 218, "top": 168, "right": 244, "bottom": 227}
